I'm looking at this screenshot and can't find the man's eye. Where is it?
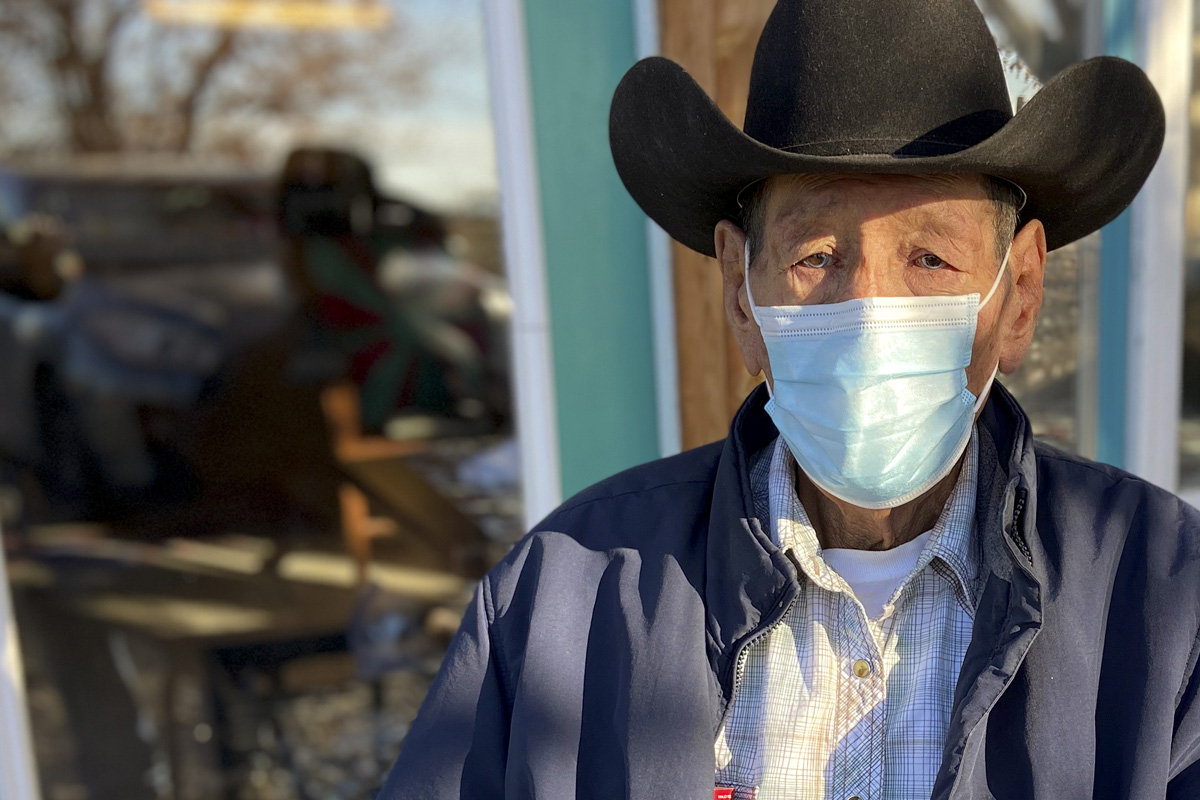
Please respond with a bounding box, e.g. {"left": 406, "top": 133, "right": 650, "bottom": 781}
{"left": 916, "top": 254, "right": 947, "bottom": 270}
{"left": 798, "top": 252, "right": 832, "bottom": 269}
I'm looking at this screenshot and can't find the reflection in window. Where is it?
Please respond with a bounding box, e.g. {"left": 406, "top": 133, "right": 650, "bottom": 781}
{"left": 0, "top": 1, "right": 515, "bottom": 798}
{"left": 976, "top": 0, "right": 1099, "bottom": 455}
{"left": 1179, "top": 0, "right": 1200, "bottom": 485}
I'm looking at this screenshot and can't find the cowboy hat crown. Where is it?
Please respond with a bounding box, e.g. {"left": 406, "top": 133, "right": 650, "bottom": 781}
{"left": 609, "top": 0, "right": 1164, "bottom": 254}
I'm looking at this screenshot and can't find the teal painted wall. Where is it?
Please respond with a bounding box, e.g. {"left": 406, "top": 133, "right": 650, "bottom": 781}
{"left": 522, "top": 0, "right": 660, "bottom": 497}
{"left": 1095, "top": 0, "right": 1138, "bottom": 467}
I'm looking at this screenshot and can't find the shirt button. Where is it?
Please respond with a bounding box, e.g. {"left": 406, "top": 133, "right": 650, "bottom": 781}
{"left": 848, "top": 795, "right": 864, "bottom": 800}
{"left": 851, "top": 659, "right": 871, "bottom": 678}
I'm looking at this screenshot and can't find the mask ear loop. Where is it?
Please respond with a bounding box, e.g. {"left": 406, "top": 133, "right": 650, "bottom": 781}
{"left": 978, "top": 244, "right": 1011, "bottom": 311}
{"left": 973, "top": 365, "right": 1000, "bottom": 412}
{"left": 744, "top": 240, "right": 764, "bottom": 326}
{"left": 973, "top": 244, "right": 1013, "bottom": 410}
{"left": 744, "top": 239, "right": 773, "bottom": 399}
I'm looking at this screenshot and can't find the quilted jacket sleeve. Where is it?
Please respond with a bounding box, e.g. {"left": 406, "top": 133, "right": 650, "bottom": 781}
{"left": 377, "top": 577, "right": 510, "bottom": 799}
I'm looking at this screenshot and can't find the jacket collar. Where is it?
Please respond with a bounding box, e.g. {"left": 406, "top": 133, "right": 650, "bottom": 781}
{"left": 702, "top": 385, "right": 795, "bottom": 709}
{"left": 973, "top": 380, "right": 1044, "bottom": 588}
{"left": 703, "top": 381, "right": 1046, "bottom": 715}
{"left": 936, "top": 381, "right": 1046, "bottom": 796}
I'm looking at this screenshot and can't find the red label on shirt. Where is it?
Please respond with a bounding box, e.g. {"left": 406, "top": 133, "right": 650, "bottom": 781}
{"left": 714, "top": 789, "right": 735, "bottom": 800}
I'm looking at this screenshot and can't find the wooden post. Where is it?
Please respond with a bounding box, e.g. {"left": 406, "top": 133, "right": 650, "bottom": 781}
{"left": 658, "top": 0, "right": 774, "bottom": 449}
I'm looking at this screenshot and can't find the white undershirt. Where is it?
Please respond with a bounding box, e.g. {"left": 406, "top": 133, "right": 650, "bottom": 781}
{"left": 821, "top": 531, "right": 932, "bottom": 620}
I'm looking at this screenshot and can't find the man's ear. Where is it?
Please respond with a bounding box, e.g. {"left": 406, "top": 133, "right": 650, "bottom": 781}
{"left": 715, "top": 220, "right": 752, "bottom": 331}
{"left": 998, "top": 219, "right": 1047, "bottom": 373}
{"left": 715, "top": 219, "right": 768, "bottom": 378}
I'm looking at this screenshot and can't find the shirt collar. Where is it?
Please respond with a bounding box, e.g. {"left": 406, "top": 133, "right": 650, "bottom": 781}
{"left": 767, "top": 430, "right": 981, "bottom": 614}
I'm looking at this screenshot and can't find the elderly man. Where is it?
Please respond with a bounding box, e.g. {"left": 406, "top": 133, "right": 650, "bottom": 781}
{"left": 382, "top": 0, "right": 1200, "bottom": 797}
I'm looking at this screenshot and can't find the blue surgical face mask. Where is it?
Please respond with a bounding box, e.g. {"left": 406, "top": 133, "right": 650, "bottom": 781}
{"left": 745, "top": 241, "right": 1008, "bottom": 509}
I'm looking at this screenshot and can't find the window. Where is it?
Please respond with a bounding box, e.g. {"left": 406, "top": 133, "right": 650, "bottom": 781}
{"left": 976, "top": 0, "right": 1101, "bottom": 456}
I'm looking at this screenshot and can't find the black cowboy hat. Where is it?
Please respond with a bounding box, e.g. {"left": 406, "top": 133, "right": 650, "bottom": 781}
{"left": 609, "top": 0, "right": 1164, "bottom": 255}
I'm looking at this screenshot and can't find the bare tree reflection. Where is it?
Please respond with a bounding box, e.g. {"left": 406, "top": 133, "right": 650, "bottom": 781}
{"left": 0, "top": 0, "right": 428, "bottom": 159}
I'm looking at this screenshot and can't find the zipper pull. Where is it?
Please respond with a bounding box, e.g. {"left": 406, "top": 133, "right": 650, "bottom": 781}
{"left": 1009, "top": 485, "right": 1032, "bottom": 563}
{"left": 784, "top": 547, "right": 803, "bottom": 579}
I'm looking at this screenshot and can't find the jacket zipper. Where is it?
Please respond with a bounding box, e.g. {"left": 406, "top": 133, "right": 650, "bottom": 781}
{"left": 719, "top": 553, "right": 802, "bottom": 729}
{"left": 1009, "top": 486, "right": 1032, "bottom": 564}
{"left": 727, "top": 486, "right": 1032, "bottom": 719}
{"left": 721, "top": 595, "right": 798, "bottom": 732}
{"left": 940, "top": 485, "right": 1039, "bottom": 798}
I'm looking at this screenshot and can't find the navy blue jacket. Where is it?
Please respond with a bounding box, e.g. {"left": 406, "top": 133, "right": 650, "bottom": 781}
{"left": 382, "top": 384, "right": 1200, "bottom": 798}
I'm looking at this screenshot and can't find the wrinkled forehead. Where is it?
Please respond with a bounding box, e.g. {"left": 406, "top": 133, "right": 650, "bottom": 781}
{"left": 760, "top": 172, "right": 994, "bottom": 239}
{"left": 764, "top": 172, "right": 989, "bottom": 208}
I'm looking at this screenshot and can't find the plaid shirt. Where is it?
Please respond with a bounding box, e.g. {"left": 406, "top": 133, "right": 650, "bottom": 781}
{"left": 714, "top": 432, "right": 981, "bottom": 800}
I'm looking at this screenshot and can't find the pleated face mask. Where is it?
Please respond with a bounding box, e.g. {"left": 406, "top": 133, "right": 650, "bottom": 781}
{"left": 745, "top": 240, "right": 1008, "bottom": 509}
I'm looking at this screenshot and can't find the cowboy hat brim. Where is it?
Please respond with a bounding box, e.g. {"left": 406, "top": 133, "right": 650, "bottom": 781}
{"left": 609, "top": 55, "right": 1165, "bottom": 254}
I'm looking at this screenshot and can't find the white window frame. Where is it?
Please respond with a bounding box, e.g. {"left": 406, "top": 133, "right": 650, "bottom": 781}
{"left": 1127, "top": 0, "right": 1194, "bottom": 500}
{"left": 0, "top": 530, "right": 39, "bottom": 800}
{"left": 482, "top": 0, "right": 563, "bottom": 526}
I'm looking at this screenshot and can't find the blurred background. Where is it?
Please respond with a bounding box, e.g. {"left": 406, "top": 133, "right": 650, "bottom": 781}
{"left": 0, "top": 0, "right": 1194, "bottom": 798}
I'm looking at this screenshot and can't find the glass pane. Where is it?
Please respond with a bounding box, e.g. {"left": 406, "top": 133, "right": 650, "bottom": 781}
{"left": 0, "top": 1, "right": 517, "bottom": 797}
{"left": 975, "top": 0, "right": 1100, "bottom": 456}
{"left": 1180, "top": 0, "right": 1200, "bottom": 485}
{"left": 975, "top": 0, "right": 1089, "bottom": 80}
